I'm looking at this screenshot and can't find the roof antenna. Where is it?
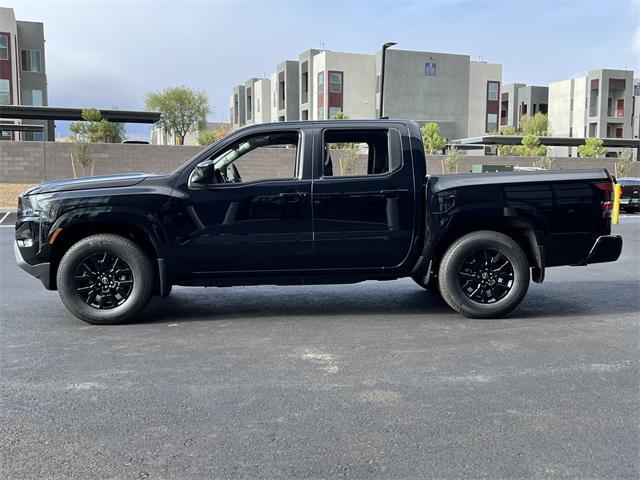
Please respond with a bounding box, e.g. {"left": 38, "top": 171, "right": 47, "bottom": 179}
{"left": 320, "top": 41, "right": 325, "bottom": 52}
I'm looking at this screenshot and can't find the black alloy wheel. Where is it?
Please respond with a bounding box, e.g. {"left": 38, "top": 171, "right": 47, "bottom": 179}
{"left": 458, "top": 248, "right": 514, "bottom": 304}
{"left": 74, "top": 252, "right": 134, "bottom": 309}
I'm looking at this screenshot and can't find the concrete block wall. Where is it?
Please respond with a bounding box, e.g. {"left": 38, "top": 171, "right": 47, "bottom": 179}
{"left": 1, "top": 141, "right": 638, "bottom": 184}
{"left": 425, "top": 156, "right": 640, "bottom": 177}
{"left": 0, "top": 142, "right": 202, "bottom": 183}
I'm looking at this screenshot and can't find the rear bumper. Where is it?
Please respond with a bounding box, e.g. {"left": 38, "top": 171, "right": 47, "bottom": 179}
{"left": 582, "top": 235, "right": 623, "bottom": 265}
{"left": 14, "top": 240, "right": 53, "bottom": 290}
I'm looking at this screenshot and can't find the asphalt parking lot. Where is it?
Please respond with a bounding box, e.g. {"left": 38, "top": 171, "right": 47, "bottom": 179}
{"left": 1, "top": 218, "right": 639, "bottom": 479}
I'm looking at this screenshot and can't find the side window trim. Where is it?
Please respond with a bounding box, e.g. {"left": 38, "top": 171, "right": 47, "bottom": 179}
{"left": 317, "top": 127, "right": 403, "bottom": 181}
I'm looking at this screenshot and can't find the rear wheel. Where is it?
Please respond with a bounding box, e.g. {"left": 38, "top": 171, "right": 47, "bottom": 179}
{"left": 57, "top": 234, "right": 154, "bottom": 324}
{"left": 438, "top": 231, "right": 530, "bottom": 318}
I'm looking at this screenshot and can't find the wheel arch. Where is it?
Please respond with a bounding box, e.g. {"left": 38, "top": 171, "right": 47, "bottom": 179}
{"left": 418, "top": 215, "right": 545, "bottom": 284}
{"left": 48, "top": 217, "right": 161, "bottom": 291}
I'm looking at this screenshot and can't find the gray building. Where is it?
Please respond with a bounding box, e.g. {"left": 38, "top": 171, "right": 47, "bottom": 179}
{"left": 0, "top": 7, "right": 50, "bottom": 141}
{"left": 229, "top": 84, "right": 245, "bottom": 129}
{"left": 549, "top": 69, "right": 635, "bottom": 156}
{"left": 500, "top": 84, "right": 549, "bottom": 131}
{"left": 271, "top": 60, "right": 299, "bottom": 122}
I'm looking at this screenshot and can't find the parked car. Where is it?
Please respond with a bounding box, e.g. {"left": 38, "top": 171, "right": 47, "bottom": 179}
{"left": 14, "top": 120, "right": 623, "bottom": 324}
{"left": 618, "top": 177, "right": 640, "bottom": 213}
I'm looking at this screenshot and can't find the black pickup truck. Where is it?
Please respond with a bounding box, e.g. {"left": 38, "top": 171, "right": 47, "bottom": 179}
{"left": 14, "top": 120, "right": 622, "bottom": 324}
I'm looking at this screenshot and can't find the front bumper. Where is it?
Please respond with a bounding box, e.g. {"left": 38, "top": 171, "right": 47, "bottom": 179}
{"left": 582, "top": 235, "right": 623, "bottom": 265}
{"left": 14, "top": 240, "right": 53, "bottom": 289}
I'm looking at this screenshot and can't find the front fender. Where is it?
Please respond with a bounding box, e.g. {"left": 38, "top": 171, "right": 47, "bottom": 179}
{"left": 49, "top": 205, "right": 169, "bottom": 257}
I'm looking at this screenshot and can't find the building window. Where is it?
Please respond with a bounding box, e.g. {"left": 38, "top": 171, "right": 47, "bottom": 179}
{"left": 22, "top": 89, "right": 43, "bottom": 106}
{"left": 246, "top": 87, "right": 252, "bottom": 120}
{"left": 318, "top": 106, "right": 324, "bottom": 120}
{"left": 425, "top": 62, "right": 436, "bottom": 77}
{"left": 256, "top": 97, "right": 260, "bottom": 114}
{"left": 0, "top": 34, "right": 8, "bottom": 60}
{"left": 329, "top": 107, "right": 342, "bottom": 118}
{"left": 24, "top": 131, "right": 44, "bottom": 141}
{"left": 301, "top": 72, "right": 308, "bottom": 101}
{"left": 329, "top": 72, "right": 342, "bottom": 93}
{"left": 301, "top": 110, "right": 308, "bottom": 120}
{"left": 0, "top": 79, "right": 9, "bottom": 104}
{"left": 635, "top": 84, "right": 640, "bottom": 96}
{"left": 487, "top": 113, "right": 498, "bottom": 132}
{"left": 21, "top": 49, "right": 42, "bottom": 72}
{"left": 487, "top": 82, "right": 499, "bottom": 101}
{"left": 318, "top": 71, "right": 324, "bottom": 91}
{"left": 273, "top": 91, "right": 276, "bottom": 107}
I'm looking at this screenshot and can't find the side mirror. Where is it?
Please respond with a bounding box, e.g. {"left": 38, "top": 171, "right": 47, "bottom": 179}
{"left": 189, "top": 159, "right": 215, "bottom": 187}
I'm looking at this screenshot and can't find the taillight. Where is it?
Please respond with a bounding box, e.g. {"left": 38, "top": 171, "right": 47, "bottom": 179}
{"left": 594, "top": 181, "right": 613, "bottom": 218}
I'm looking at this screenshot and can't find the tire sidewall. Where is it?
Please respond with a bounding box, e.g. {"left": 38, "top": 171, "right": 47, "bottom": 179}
{"left": 440, "top": 233, "right": 530, "bottom": 318}
{"left": 57, "top": 235, "right": 153, "bottom": 324}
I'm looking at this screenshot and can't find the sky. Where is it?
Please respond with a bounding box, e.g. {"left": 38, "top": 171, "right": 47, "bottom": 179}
{"left": 7, "top": 0, "right": 640, "bottom": 140}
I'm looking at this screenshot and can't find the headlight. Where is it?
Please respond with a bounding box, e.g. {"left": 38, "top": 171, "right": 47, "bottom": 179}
{"left": 18, "top": 194, "right": 49, "bottom": 217}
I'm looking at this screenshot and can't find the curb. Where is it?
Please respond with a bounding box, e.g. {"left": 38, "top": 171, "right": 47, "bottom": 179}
{"left": 0, "top": 208, "right": 16, "bottom": 213}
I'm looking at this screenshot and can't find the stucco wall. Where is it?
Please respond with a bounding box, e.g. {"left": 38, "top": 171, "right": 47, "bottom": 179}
{"left": 1, "top": 141, "right": 638, "bottom": 184}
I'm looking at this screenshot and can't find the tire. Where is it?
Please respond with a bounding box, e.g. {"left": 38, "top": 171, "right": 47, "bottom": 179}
{"left": 412, "top": 274, "right": 439, "bottom": 292}
{"left": 57, "top": 234, "right": 154, "bottom": 324}
{"left": 438, "top": 230, "right": 530, "bottom": 319}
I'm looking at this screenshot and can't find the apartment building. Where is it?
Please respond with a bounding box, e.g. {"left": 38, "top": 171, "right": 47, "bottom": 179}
{"left": 548, "top": 69, "right": 635, "bottom": 156}
{"left": 0, "top": 7, "right": 50, "bottom": 141}
{"left": 313, "top": 50, "right": 376, "bottom": 120}
{"left": 500, "top": 84, "right": 549, "bottom": 130}
{"left": 229, "top": 47, "right": 502, "bottom": 145}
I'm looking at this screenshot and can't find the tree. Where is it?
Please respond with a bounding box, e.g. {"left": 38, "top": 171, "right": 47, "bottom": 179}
{"left": 497, "top": 125, "right": 518, "bottom": 155}
{"left": 444, "top": 145, "right": 463, "bottom": 174}
{"left": 145, "top": 86, "right": 209, "bottom": 145}
{"left": 514, "top": 134, "right": 548, "bottom": 157}
{"left": 196, "top": 124, "right": 231, "bottom": 146}
{"left": 69, "top": 107, "right": 125, "bottom": 144}
{"left": 68, "top": 108, "right": 125, "bottom": 177}
{"left": 421, "top": 122, "right": 446, "bottom": 155}
{"left": 615, "top": 150, "right": 633, "bottom": 178}
{"left": 326, "top": 112, "right": 359, "bottom": 174}
{"left": 331, "top": 111, "right": 350, "bottom": 120}
{"left": 510, "top": 113, "right": 551, "bottom": 157}
{"left": 577, "top": 138, "right": 608, "bottom": 158}
{"left": 520, "top": 112, "right": 551, "bottom": 136}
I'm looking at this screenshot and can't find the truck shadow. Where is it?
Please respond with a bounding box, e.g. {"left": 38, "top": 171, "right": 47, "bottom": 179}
{"left": 133, "top": 279, "right": 639, "bottom": 324}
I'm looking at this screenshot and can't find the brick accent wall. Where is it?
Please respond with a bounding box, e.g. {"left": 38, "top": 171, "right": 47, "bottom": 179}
{"left": 1, "top": 141, "right": 638, "bottom": 184}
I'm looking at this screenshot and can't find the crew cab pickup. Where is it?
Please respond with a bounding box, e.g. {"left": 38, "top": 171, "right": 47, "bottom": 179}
{"left": 14, "top": 120, "right": 623, "bottom": 324}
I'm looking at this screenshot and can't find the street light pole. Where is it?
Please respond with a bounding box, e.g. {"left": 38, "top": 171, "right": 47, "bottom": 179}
{"left": 379, "top": 42, "right": 396, "bottom": 118}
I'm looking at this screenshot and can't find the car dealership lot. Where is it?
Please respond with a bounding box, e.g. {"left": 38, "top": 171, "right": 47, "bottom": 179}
{"left": 1, "top": 220, "right": 638, "bottom": 479}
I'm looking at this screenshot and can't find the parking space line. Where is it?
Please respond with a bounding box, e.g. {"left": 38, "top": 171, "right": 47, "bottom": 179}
{"left": 0, "top": 212, "right": 9, "bottom": 224}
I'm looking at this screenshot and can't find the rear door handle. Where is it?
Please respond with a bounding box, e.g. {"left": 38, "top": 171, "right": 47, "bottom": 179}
{"left": 279, "top": 192, "right": 309, "bottom": 201}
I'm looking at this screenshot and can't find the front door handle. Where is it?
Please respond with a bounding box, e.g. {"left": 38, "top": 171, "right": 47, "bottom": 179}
{"left": 380, "top": 189, "right": 408, "bottom": 198}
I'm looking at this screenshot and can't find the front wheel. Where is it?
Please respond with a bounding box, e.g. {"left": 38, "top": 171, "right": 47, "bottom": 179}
{"left": 57, "top": 234, "right": 154, "bottom": 324}
{"left": 438, "top": 231, "right": 530, "bottom": 318}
